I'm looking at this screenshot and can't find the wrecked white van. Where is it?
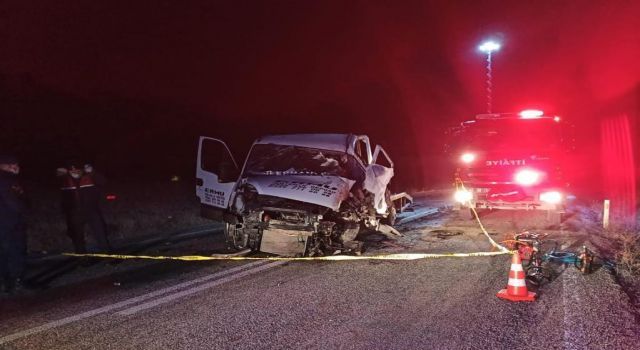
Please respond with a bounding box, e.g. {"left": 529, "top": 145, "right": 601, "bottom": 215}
{"left": 196, "top": 134, "right": 402, "bottom": 256}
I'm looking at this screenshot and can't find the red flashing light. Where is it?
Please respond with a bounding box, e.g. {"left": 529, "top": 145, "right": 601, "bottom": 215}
{"left": 106, "top": 194, "right": 117, "bottom": 201}
{"left": 553, "top": 116, "right": 561, "bottom": 122}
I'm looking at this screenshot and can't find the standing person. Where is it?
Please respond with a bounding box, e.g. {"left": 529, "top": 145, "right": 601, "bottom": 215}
{"left": 0, "top": 155, "right": 28, "bottom": 294}
{"left": 57, "top": 161, "right": 111, "bottom": 254}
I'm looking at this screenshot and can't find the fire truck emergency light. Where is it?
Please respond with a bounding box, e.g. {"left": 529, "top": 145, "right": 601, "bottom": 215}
{"left": 540, "top": 191, "right": 562, "bottom": 204}
{"left": 519, "top": 109, "right": 544, "bottom": 119}
{"left": 514, "top": 169, "right": 541, "bottom": 186}
{"left": 454, "top": 189, "right": 473, "bottom": 203}
{"left": 460, "top": 152, "right": 476, "bottom": 163}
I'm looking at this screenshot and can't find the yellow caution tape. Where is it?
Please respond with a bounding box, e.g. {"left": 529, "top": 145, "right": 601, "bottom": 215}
{"left": 63, "top": 180, "right": 512, "bottom": 262}
{"left": 63, "top": 251, "right": 509, "bottom": 261}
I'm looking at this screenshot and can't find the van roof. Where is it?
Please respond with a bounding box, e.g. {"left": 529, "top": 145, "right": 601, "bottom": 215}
{"left": 254, "top": 134, "right": 358, "bottom": 153}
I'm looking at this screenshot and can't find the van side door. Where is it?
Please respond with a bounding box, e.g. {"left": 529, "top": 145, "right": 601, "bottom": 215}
{"left": 196, "top": 137, "right": 239, "bottom": 216}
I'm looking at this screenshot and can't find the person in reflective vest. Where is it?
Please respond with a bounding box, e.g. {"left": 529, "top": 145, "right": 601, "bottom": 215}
{"left": 57, "top": 161, "right": 111, "bottom": 253}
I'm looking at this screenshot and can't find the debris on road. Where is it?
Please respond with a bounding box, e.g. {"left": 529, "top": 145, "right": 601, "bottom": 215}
{"left": 377, "top": 224, "right": 403, "bottom": 238}
{"left": 430, "top": 230, "right": 463, "bottom": 239}
{"left": 504, "top": 231, "right": 603, "bottom": 280}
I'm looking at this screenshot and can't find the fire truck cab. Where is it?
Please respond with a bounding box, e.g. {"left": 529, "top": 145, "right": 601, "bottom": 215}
{"left": 448, "top": 110, "right": 572, "bottom": 222}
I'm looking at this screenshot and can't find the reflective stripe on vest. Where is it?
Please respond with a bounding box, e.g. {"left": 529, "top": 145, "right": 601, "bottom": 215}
{"left": 60, "top": 174, "right": 96, "bottom": 190}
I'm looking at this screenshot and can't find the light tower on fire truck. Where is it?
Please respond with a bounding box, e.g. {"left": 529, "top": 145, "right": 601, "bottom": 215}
{"left": 478, "top": 40, "right": 501, "bottom": 113}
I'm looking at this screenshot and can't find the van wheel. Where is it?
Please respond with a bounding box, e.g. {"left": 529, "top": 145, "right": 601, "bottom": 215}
{"left": 381, "top": 190, "right": 397, "bottom": 225}
{"left": 225, "top": 222, "right": 248, "bottom": 250}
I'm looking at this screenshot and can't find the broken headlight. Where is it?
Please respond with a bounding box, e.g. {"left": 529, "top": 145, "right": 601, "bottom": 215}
{"left": 233, "top": 184, "right": 258, "bottom": 212}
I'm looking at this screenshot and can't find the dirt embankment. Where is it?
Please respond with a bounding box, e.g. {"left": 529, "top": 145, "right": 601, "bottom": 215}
{"left": 22, "top": 180, "right": 210, "bottom": 254}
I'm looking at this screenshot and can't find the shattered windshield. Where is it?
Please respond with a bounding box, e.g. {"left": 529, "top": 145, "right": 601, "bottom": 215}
{"left": 244, "top": 144, "right": 355, "bottom": 178}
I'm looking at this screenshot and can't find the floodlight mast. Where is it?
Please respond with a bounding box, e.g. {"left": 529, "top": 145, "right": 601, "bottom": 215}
{"left": 478, "top": 41, "right": 501, "bottom": 114}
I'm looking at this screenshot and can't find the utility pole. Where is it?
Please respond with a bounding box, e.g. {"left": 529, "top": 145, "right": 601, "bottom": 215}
{"left": 478, "top": 41, "right": 501, "bottom": 113}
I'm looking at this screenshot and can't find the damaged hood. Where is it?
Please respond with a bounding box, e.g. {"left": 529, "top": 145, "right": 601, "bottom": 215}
{"left": 244, "top": 175, "right": 356, "bottom": 211}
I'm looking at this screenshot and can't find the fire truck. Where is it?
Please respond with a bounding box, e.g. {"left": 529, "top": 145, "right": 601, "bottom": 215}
{"left": 449, "top": 110, "right": 572, "bottom": 223}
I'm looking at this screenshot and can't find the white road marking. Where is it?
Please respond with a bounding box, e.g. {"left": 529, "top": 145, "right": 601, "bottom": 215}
{"left": 562, "top": 268, "right": 586, "bottom": 349}
{"left": 0, "top": 261, "right": 267, "bottom": 345}
{"left": 117, "top": 261, "right": 287, "bottom": 316}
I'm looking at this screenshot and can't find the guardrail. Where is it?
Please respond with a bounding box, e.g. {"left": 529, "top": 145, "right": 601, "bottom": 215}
{"left": 391, "top": 192, "right": 413, "bottom": 212}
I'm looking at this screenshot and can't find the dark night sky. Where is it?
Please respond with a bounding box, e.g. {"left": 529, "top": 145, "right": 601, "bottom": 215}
{"left": 1, "top": 0, "right": 639, "bottom": 188}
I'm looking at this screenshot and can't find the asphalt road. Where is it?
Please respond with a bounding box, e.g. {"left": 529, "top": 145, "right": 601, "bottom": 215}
{"left": 1, "top": 198, "right": 639, "bottom": 349}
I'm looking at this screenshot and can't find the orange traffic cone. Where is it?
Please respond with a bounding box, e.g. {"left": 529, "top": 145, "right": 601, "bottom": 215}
{"left": 496, "top": 253, "right": 536, "bottom": 302}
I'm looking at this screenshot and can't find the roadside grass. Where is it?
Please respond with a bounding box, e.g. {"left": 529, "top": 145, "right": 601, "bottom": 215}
{"left": 24, "top": 180, "right": 210, "bottom": 254}
{"left": 580, "top": 201, "right": 640, "bottom": 276}
{"left": 543, "top": 198, "right": 640, "bottom": 304}
{"left": 610, "top": 227, "right": 640, "bottom": 310}
{"left": 616, "top": 229, "right": 640, "bottom": 275}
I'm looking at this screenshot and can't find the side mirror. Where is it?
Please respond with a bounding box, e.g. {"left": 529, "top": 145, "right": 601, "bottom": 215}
{"left": 372, "top": 145, "right": 394, "bottom": 168}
